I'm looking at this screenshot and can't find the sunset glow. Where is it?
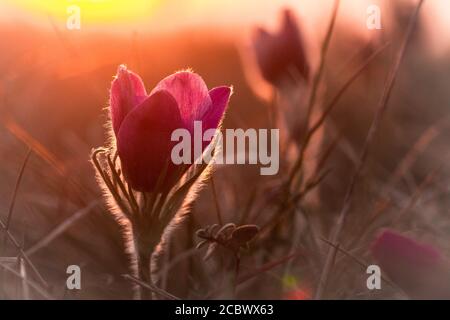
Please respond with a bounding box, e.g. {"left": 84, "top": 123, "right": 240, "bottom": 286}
{"left": 4, "top": 0, "right": 161, "bottom": 24}
{"left": 1, "top": 0, "right": 450, "bottom": 304}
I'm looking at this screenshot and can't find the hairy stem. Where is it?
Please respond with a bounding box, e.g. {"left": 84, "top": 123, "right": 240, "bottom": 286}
{"left": 135, "top": 248, "right": 153, "bottom": 300}
{"left": 233, "top": 254, "right": 241, "bottom": 298}
{"left": 133, "top": 229, "right": 161, "bottom": 300}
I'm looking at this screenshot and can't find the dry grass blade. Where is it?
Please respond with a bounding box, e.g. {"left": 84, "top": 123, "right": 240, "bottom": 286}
{"left": 389, "top": 122, "right": 445, "bottom": 188}
{"left": 352, "top": 119, "right": 449, "bottom": 244}
{"left": 319, "top": 237, "right": 404, "bottom": 293}
{"left": 1, "top": 117, "right": 65, "bottom": 175}
{"left": 19, "top": 257, "right": 30, "bottom": 300}
{"left": 392, "top": 164, "right": 442, "bottom": 225}
{"left": 3, "top": 117, "right": 93, "bottom": 208}
{"left": 288, "top": 41, "right": 390, "bottom": 188}
{"left": 123, "top": 274, "right": 181, "bottom": 300}
{"left": 0, "top": 217, "right": 48, "bottom": 287}
{"left": 292, "top": 169, "right": 332, "bottom": 205}
{"left": 0, "top": 257, "right": 18, "bottom": 264}
{"left": 370, "top": 116, "right": 450, "bottom": 214}
{"left": 287, "top": 0, "right": 340, "bottom": 189}
{"left": 304, "top": 0, "right": 340, "bottom": 123}
{"left": 0, "top": 262, "right": 52, "bottom": 299}
{"left": 2, "top": 148, "right": 32, "bottom": 251}
{"left": 315, "top": 0, "right": 425, "bottom": 299}
{"left": 260, "top": 43, "right": 390, "bottom": 240}
{"left": 308, "top": 42, "right": 391, "bottom": 144}
{"left": 239, "top": 188, "right": 257, "bottom": 225}
{"left": 4, "top": 148, "right": 32, "bottom": 230}
{"left": 237, "top": 250, "right": 302, "bottom": 285}
{"left": 204, "top": 250, "right": 303, "bottom": 299}
{"left": 25, "top": 200, "right": 100, "bottom": 256}
{"left": 210, "top": 175, "right": 223, "bottom": 225}
{"left": 156, "top": 248, "right": 200, "bottom": 279}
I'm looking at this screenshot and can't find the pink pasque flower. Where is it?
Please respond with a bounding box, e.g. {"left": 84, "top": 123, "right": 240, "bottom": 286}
{"left": 371, "top": 229, "right": 450, "bottom": 299}
{"left": 252, "top": 9, "right": 309, "bottom": 86}
{"left": 110, "top": 65, "right": 231, "bottom": 192}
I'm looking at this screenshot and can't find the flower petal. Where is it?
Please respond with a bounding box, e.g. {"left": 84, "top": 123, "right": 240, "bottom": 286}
{"left": 253, "top": 28, "right": 278, "bottom": 83}
{"left": 150, "top": 71, "right": 211, "bottom": 130}
{"left": 110, "top": 65, "right": 147, "bottom": 135}
{"left": 117, "top": 90, "right": 183, "bottom": 192}
{"left": 203, "top": 86, "right": 232, "bottom": 131}
{"left": 280, "top": 9, "right": 309, "bottom": 80}
{"left": 252, "top": 9, "right": 309, "bottom": 85}
{"left": 372, "top": 230, "right": 450, "bottom": 299}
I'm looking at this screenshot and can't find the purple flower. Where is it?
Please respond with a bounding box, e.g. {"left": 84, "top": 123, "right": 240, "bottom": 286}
{"left": 253, "top": 9, "right": 309, "bottom": 86}
{"left": 110, "top": 65, "right": 231, "bottom": 192}
{"left": 372, "top": 229, "right": 450, "bottom": 299}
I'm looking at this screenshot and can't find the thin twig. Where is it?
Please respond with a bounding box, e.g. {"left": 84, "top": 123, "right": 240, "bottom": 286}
{"left": 319, "top": 237, "right": 405, "bottom": 295}
{"left": 210, "top": 175, "right": 223, "bottom": 225}
{"left": 320, "top": 239, "right": 361, "bottom": 271}
{"left": 19, "top": 257, "right": 30, "bottom": 300}
{"left": 237, "top": 251, "right": 302, "bottom": 284}
{"left": 2, "top": 149, "right": 32, "bottom": 253}
{"left": 260, "top": 42, "right": 390, "bottom": 239}
{"left": 0, "top": 262, "right": 52, "bottom": 299}
{"left": 367, "top": 116, "right": 449, "bottom": 219}
{"left": 304, "top": 0, "right": 340, "bottom": 124}
{"left": 2, "top": 116, "right": 93, "bottom": 208}
{"left": 26, "top": 200, "right": 99, "bottom": 256}
{"left": 1, "top": 117, "right": 64, "bottom": 175}
{"left": 123, "top": 274, "right": 181, "bottom": 300}
{"left": 156, "top": 247, "right": 200, "bottom": 278}
{"left": 205, "top": 250, "right": 303, "bottom": 299}
{"left": 288, "top": 41, "right": 390, "bottom": 189}
{"left": 233, "top": 254, "right": 241, "bottom": 298}
{"left": 392, "top": 164, "right": 442, "bottom": 225}
{"left": 0, "top": 216, "right": 48, "bottom": 288}
{"left": 4, "top": 148, "right": 32, "bottom": 231}
{"left": 0, "top": 257, "right": 18, "bottom": 264}
{"left": 351, "top": 118, "right": 449, "bottom": 245}
{"left": 314, "top": 0, "right": 425, "bottom": 299}
{"left": 286, "top": 0, "right": 340, "bottom": 190}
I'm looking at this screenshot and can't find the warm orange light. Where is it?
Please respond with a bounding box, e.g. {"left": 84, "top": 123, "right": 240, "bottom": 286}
{"left": 5, "top": 0, "right": 161, "bottom": 24}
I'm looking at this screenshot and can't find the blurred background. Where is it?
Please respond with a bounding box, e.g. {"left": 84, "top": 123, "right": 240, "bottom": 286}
{"left": 0, "top": 0, "right": 449, "bottom": 299}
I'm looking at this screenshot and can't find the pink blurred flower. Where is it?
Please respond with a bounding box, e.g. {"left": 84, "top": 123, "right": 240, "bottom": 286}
{"left": 372, "top": 229, "right": 450, "bottom": 299}
{"left": 252, "top": 9, "right": 309, "bottom": 86}
{"left": 110, "top": 65, "right": 231, "bottom": 192}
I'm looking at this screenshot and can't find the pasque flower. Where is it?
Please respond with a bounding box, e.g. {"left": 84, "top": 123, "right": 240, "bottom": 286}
{"left": 252, "top": 9, "right": 309, "bottom": 86}
{"left": 371, "top": 230, "right": 450, "bottom": 299}
{"left": 110, "top": 65, "right": 232, "bottom": 192}
{"left": 93, "top": 66, "right": 231, "bottom": 299}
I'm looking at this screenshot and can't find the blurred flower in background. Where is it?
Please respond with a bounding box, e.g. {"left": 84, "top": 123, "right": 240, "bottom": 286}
{"left": 252, "top": 9, "right": 309, "bottom": 87}
{"left": 372, "top": 230, "right": 450, "bottom": 299}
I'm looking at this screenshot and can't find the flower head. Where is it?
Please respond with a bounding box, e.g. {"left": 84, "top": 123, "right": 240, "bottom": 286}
{"left": 110, "top": 66, "right": 232, "bottom": 192}
{"left": 252, "top": 9, "right": 309, "bottom": 86}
